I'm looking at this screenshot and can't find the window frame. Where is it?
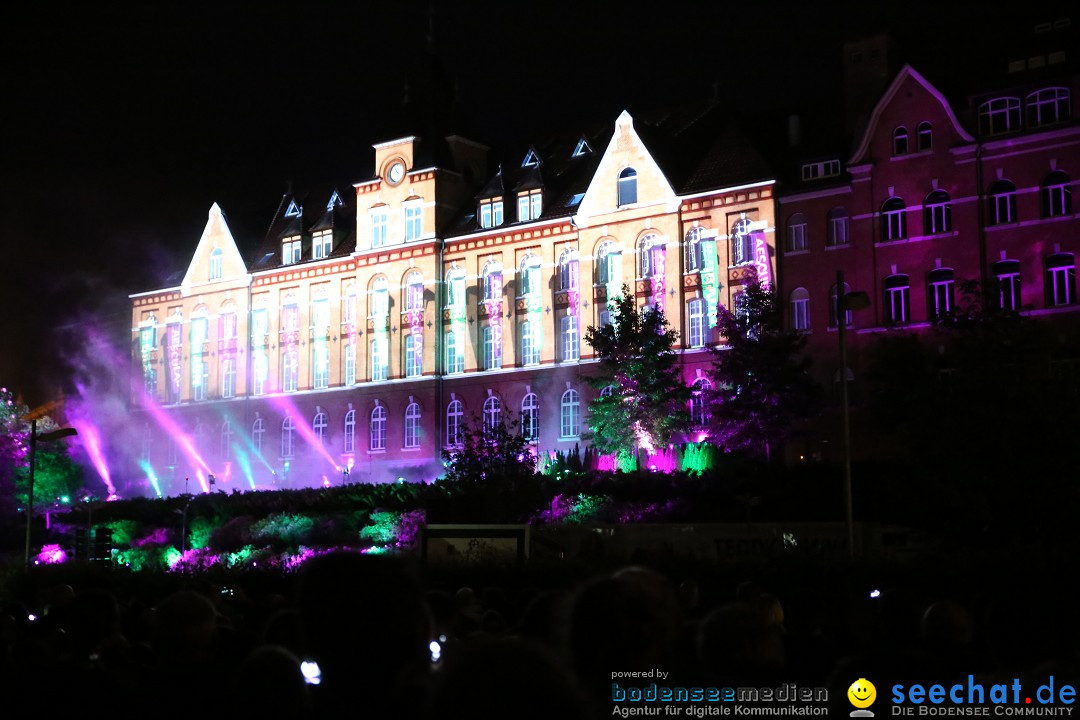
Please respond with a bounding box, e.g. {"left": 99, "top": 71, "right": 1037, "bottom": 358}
{"left": 370, "top": 405, "right": 387, "bottom": 451}
{"left": 559, "top": 389, "right": 580, "bottom": 439}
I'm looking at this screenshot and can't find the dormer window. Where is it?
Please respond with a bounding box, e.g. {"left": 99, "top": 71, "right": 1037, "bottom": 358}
{"left": 479, "top": 198, "right": 504, "bottom": 229}
{"left": 313, "top": 230, "right": 332, "bottom": 260}
{"left": 282, "top": 236, "right": 301, "bottom": 265}
{"left": 209, "top": 248, "right": 223, "bottom": 280}
{"left": 978, "top": 97, "right": 1021, "bottom": 136}
{"left": 1027, "top": 87, "right": 1071, "bottom": 127}
{"left": 518, "top": 190, "right": 542, "bottom": 222}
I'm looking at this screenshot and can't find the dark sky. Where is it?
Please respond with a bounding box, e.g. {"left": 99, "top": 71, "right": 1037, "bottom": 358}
{"left": 1, "top": 1, "right": 1069, "bottom": 404}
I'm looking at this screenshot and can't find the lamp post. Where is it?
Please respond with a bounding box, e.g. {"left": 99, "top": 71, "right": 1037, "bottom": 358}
{"left": 836, "top": 270, "right": 870, "bottom": 559}
{"left": 24, "top": 421, "right": 78, "bottom": 569}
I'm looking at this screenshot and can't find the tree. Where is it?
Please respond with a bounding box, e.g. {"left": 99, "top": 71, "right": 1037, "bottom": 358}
{"left": 583, "top": 285, "right": 691, "bottom": 463}
{"left": 707, "top": 273, "right": 817, "bottom": 460}
{"left": 0, "top": 388, "right": 85, "bottom": 514}
{"left": 440, "top": 410, "right": 537, "bottom": 487}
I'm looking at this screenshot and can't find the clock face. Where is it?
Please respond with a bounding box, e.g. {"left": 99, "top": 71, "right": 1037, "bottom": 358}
{"left": 388, "top": 162, "right": 405, "bottom": 184}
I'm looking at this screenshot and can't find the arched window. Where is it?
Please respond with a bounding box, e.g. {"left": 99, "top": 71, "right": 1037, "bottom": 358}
{"left": 281, "top": 416, "right": 295, "bottom": 459}
{"left": 988, "top": 180, "right": 1018, "bottom": 225}
{"left": 520, "top": 321, "right": 540, "bottom": 366}
{"left": 560, "top": 389, "right": 580, "bottom": 439}
{"left": 917, "top": 122, "right": 933, "bottom": 151}
{"left": 219, "top": 420, "right": 233, "bottom": 461}
{"left": 638, "top": 234, "right": 662, "bottom": 278}
{"left": 404, "top": 402, "right": 421, "bottom": 448}
{"left": 790, "top": 287, "right": 810, "bottom": 331}
{"left": 893, "top": 127, "right": 908, "bottom": 155}
{"left": 1046, "top": 253, "right": 1076, "bottom": 306}
{"left": 370, "top": 276, "right": 389, "bottom": 317}
{"left": 252, "top": 416, "right": 265, "bottom": 454}
{"left": 883, "top": 274, "right": 911, "bottom": 325}
{"left": 483, "top": 261, "right": 502, "bottom": 302}
{"left": 1026, "top": 87, "right": 1071, "bottom": 128}
{"left": 829, "top": 283, "right": 853, "bottom": 328}
{"left": 684, "top": 227, "right": 703, "bottom": 272}
{"left": 519, "top": 255, "right": 541, "bottom": 297}
{"left": 596, "top": 240, "right": 619, "bottom": 285}
{"left": 313, "top": 409, "right": 328, "bottom": 447}
{"left": 209, "top": 248, "right": 223, "bottom": 280}
{"left": 521, "top": 392, "right": 538, "bottom": 442}
{"left": 924, "top": 190, "right": 952, "bottom": 234}
{"left": 446, "top": 399, "right": 463, "bottom": 447}
{"left": 1042, "top": 171, "right": 1072, "bottom": 218}
{"left": 343, "top": 409, "right": 356, "bottom": 453}
{"left": 827, "top": 207, "right": 849, "bottom": 247}
{"left": 881, "top": 197, "right": 907, "bottom": 241}
{"left": 483, "top": 395, "right": 502, "bottom": 435}
{"left": 618, "top": 167, "right": 637, "bottom": 206}
{"left": 731, "top": 218, "right": 754, "bottom": 266}
{"left": 405, "top": 271, "right": 424, "bottom": 312}
{"left": 690, "top": 378, "right": 712, "bottom": 427}
{"left": 446, "top": 268, "right": 466, "bottom": 307}
{"left": 979, "top": 97, "right": 1021, "bottom": 136}
{"left": 786, "top": 213, "right": 808, "bottom": 253}
{"left": 928, "top": 268, "right": 955, "bottom": 318}
{"left": 370, "top": 405, "right": 386, "bottom": 450}
{"left": 994, "top": 259, "right": 1021, "bottom": 312}
{"left": 558, "top": 248, "right": 578, "bottom": 291}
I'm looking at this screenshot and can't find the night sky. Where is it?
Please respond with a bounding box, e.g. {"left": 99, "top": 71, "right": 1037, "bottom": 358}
{"left": 1, "top": 1, "right": 1069, "bottom": 405}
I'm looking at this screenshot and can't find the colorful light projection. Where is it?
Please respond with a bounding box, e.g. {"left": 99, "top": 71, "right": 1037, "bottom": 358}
{"left": 650, "top": 243, "right": 666, "bottom": 312}
{"left": 751, "top": 230, "right": 772, "bottom": 289}
{"left": 265, "top": 395, "right": 342, "bottom": 472}
{"left": 36, "top": 544, "right": 67, "bottom": 565}
{"left": 700, "top": 237, "right": 720, "bottom": 328}
{"left": 135, "top": 390, "right": 213, "bottom": 492}
{"left": 137, "top": 460, "right": 164, "bottom": 497}
{"left": 68, "top": 417, "right": 118, "bottom": 498}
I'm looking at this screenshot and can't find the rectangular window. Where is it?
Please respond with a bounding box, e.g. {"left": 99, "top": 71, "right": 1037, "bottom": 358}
{"left": 787, "top": 223, "right": 808, "bottom": 252}
{"left": 314, "top": 231, "right": 332, "bottom": 259}
{"left": 405, "top": 204, "right": 422, "bottom": 241}
{"left": 1048, "top": 265, "right": 1075, "bottom": 306}
{"left": 191, "top": 317, "right": 208, "bottom": 401}
{"left": 372, "top": 209, "right": 388, "bottom": 248}
{"left": 886, "top": 286, "right": 910, "bottom": 324}
{"left": 222, "top": 357, "right": 236, "bottom": 399}
{"left": 561, "top": 315, "right": 579, "bottom": 361}
{"left": 344, "top": 341, "right": 356, "bottom": 385}
{"left": 483, "top": 325, "right": 502, "bottom": 370}
{"left": 992, "top": 193, "right": 1016, "bottom": 225}
{"left": 998, "top": 273, "right": 1020, "bottom": 311}
{"left": 687, "top": 299, "right": 705, "bottom": 348}
{"left": 828, "top": 216, "right": 849, "bottom": 246}
{"left": 492, "top": 201, "right": 503, "bottom": 226}
{"left": 283, "top": 238, "right": 301, "bottom": 265}
{"left": 884, "top": 210, "right": 905, "bottom": 240}
{"left": 521, "top": 321, "right": 540, "bottom": 366}
{"left": 405, "top": 334, "right": 422, "bottom": 377}
{"left": 518, "top": 195, "right": 530, "bottom": 222}
{"left": 930, "top": 279, "right": 954, "bottom": 317}
{"left": 792, "top": 298, "right": 810, "bottom": 331}
{"left": 446, "top": 330, "right": 464, "bottom": 374}
{"left": 480, "top": 203, "right": 492, "bottom": 229}
{"left": 530, "top": 192, "right": 542, "bottom": 219}
{"left": 313, "top": 343, "right": 329, "bottom": 389}
{"left": 371, "top": 337, "right": 388, "bottom": 381}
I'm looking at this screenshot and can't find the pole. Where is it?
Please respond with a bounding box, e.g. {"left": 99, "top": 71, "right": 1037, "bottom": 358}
{"left": 838, "top": 270, "right": 855, "bottom": 559}
{"left": 24, "top": 420, "right": 38, "bottom": 569}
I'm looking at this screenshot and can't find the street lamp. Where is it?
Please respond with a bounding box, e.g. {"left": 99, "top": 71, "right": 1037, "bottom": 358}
{"left": 24, "top": 420, "right": 78, "bottom": 569}
{"left": 836, "top": 270, "right": 870, "bottom": 559}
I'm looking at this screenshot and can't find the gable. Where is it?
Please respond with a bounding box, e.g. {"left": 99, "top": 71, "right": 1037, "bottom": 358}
{"left": 574, "top": 110, "right": 677, "bottom": 226}
{"left": 849, "top": 65, "right": 975, "bottom": 164}
{"left": 180, "top": 203, "right": 249, "bottom": 293}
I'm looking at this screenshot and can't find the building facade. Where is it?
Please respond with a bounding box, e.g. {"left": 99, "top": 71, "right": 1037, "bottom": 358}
{"left": 129, "top": 108, "right": 777, "bottom": 497}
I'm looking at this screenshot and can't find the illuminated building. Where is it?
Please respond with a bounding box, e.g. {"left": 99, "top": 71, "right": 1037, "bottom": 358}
{"left": 775, "top": 26, "right": 1079, "bottom": 458}
{"left": 129, "top": 105, "right": 776, "bottom": 494}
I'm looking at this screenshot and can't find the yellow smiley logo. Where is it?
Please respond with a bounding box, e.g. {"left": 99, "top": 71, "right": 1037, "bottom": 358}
{"left": 848, "top": 678, "right": 877, "bottom": 709}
